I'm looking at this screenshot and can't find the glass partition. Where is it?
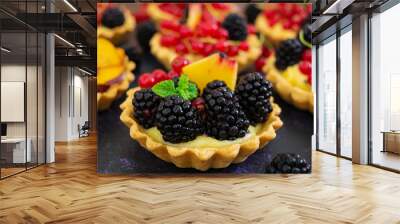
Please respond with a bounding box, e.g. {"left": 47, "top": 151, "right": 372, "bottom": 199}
{"left": 339, "top": 26, "right": 352, "bottom": 158}
{"left": 317, "top": 35, "right": 337, "bottom": 154}
{"left": 370, "top": 3, "right": 400, "bottom": 171}
{"left": 0, "top": 0, "right": 46, "bottom": 179}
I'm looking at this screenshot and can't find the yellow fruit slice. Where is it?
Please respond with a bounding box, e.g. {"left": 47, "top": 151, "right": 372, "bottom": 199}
{"left": 97, "top": 38, "right": 123, "bottom": 68}
{"left": 182, "top": 53, "right": 238, "bottom": 92}
{"left": 98, "top": 66, "right": 125, "bottom": 85}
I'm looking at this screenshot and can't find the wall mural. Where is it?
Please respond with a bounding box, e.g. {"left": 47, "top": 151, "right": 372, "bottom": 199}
{"left": 97, "top": 3, "right": 314, "bottom": 174}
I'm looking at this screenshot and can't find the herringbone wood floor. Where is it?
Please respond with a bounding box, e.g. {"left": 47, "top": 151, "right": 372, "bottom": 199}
{"left": 1, "top": 135, "right": 400, "bottom": 224}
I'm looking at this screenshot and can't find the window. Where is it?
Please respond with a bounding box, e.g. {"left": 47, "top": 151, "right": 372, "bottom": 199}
{"left": 317, "top": 35, "right": 337, "bottom": 154}
{"left": 370, "top": 2, "right": 400, "bottom": 171}
{"left": 339, "top": 26, "right": 352, "bottom": 158}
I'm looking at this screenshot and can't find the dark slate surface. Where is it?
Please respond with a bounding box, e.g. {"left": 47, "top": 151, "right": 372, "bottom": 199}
{"left": 97, "top": 53, "right": 313, "bottom": 174}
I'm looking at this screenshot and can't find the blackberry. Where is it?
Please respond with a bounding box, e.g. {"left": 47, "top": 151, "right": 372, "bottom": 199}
{"left": 235, "top": 72, "right": 273, "bottom": 124}
{"left": 136, "top": 21, "right": 156, "bottom": 52}
{"left": 133, "top": 89, "right": 161, "bottom": 129}
{"left": 275, "top": 39, "right": 304, "bottom": 71}
{"left": 203, "top": 85, "right": 250, "bottom": 140}
{"left": 155, "top": 95, "right": 203, "bottom": 143}
{"left": 299, "top": 24, "right": 311, "bottom": 46}
{"left": 266, "top": 153, "right": 311, "bottom": 173}
{"left": 203, "top": 80, "right": 227, "bottom": 96}
{"left": 102, "top": 8, "right": 125, "bottom": 28}
{"left": 222, "top": 14, "right": 248, "bottom": 41}
{"left": 245, "top": 4, "right": 261, "bottom": 24}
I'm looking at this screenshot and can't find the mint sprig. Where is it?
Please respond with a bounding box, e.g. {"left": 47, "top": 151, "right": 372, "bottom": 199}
{"left": 152, "top": 74, "right": 198, "bottom": 101}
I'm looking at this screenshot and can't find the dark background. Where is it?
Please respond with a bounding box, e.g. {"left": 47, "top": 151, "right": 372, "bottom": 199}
{"left": 97, "top": 52, "right": 313, "bottom": 174}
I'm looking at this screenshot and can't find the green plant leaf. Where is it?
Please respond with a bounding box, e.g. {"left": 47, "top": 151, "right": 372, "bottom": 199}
{"left": 176, "top": 74, "right": 198, "bottom": 100}
{"left": 152, "top": 80, "right": 177, "bottom": 97}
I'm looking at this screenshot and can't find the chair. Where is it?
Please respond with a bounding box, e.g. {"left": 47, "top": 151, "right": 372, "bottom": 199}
{"left": 78, "top": 121, "right": 90, "bottom": 138}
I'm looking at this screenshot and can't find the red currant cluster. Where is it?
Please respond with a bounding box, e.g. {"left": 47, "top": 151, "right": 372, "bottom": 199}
{"left": 263, "top": 3, "right": 311, "bottom": 30}
{"left": 298, "top": 49, "right": 312, "bottom": 84}
{"left": 255, "top": 46, "right": 272, "bottom": 71}
{"left": 158, "top": 3, "right": 187, "bottom": 18}
{"left": 159, "top": 9, "right": 255, "bottom": 57}
{"left": 132, "top": 4, "right": 150, "bottom": 23}
{"left": 138, "top": 56, "right": 190, "bottom": 88}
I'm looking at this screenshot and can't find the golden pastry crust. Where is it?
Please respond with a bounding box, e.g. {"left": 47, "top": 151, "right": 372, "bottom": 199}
{"left": 263, "top": 56, "right": 313, "bottom": 113}
{"left": 97, "top": 61, "right": 135, "bottom": 111}
{"left": 98, "top": 9, "right": 135, "bottom": 45}
{"left": 255, "top": 15, "right": 297, "bottom": 46}
{"left": 120, "top": 87, "right": 283, "bottom": 171}
{"left": 150, "top": 33, "right": 262, "bottom": 72}
{"left": 146, "top": 4, "right": 177, "bottom": 23}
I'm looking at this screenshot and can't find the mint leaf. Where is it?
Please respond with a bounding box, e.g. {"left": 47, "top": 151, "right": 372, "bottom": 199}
{"left": 176, "top": 74, "right": 198, "bottom": 100}
{"left": 152, "top": 80, "right": 177, "bottom": 97}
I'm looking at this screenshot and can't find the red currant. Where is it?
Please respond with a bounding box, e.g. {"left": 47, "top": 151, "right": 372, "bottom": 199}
{"left": 190, "top": 40, "right": 204, "bottom": 53}
{"left": 299, "top": 61, "right": 312, "bottom": 76}
{"left": 255, "top": 57, "right": 266, "bottom": 71}
{"left": 175, "top": 43, "right": 188, "bottom": 54}
{"left": 239, "top": 42, "right": 249, "bottom": 51}
{"left": 138, "top": 73, "right": 156, "bottom": 88}
{"left": 152, "top": 69, "right": 168, "bottom": 82}
{"left": 215, "top": 40, "right": 229, "bottom": 53}
{"left": 167, "top": 70, "right": 180, "bottom": 79}
{"left": 179, "top": 26, "right": 192, "bottom": 38}
{"left": 247, "top": 25, "right": 256, "bottom": 35}
{"left": 262, "top": 46, "right": 271, "bottom": 57}
{"left": 160, "top": 35, "right": 178, "bottom": 47}
{"left": 302, "top": 50, "right": 312, "bottom": 62}
{"left": 160, "top": 20, "right": 180, "bottom": 32}
{"left": 201, "top": 43, "right": 214, "bottom": 56}
{"left": 171, "top": 56, "right": 190, "bottom": 73}
{"left": 227, "top": 45, "right": 239, "bottom": 57}
{"left": 216, "top": 28, "right": 228, "bottom": 39}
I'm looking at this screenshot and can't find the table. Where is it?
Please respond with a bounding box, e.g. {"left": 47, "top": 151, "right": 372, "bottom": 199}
{"left": 382, "top": 131, "right": 400, "bottom": 154}
{"left": 1, "top": 138, "right": 31, "bottom": 163}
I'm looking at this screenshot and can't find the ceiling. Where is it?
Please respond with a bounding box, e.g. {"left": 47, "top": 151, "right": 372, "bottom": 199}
{"left": 0, "top": 0, "right": 96, "bottom": 73}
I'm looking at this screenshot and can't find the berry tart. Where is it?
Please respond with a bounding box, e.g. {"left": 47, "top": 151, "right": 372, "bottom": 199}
{"left": 98, "top": 6, "right": 135, "bottom": 45}
{"left": 263, "top": 25, "right": 313, "bottom": 112}
{"left": 255, "top": 3, "right": 311, "bottom": 45}
{"left": 98, "top": 38, "right": 135, "bottom": 111}
{"left": 146, "top": 3, "right": 237, "bottom": 24}
{"left": 120, "top": 53, "right": 282, "bottom": 171}
{"left": 150, "top": 9, "right": 261, "bottom": 72}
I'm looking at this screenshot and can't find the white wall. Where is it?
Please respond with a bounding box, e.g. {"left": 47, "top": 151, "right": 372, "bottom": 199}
{"left": 54, "top": 67, "right": 89, "bottom": 141}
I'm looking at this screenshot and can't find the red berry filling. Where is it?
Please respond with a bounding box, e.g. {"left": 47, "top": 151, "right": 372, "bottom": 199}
{"left": 158, "top": 5, "right": 251, "bottom": 58}
{"left": 262, "top": 3, "right": 311, "bottom": 31}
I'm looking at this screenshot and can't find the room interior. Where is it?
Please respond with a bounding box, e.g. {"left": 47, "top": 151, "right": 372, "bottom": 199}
{"left": 0, "top": 0, "right": 400, "bottom": 223}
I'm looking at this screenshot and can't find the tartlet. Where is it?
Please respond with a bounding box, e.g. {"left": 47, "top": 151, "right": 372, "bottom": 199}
{"left": 97, "top": 38, "right": 135, "bottom": 111}
{"left": 150, "top": 33, "right": 261, "bottom": 72}
{"left": 150, "top": 10, "right": 261, "bottom": 71}
{"left": 120, "top": 54, "right": 282, "bottom": 171}
{"left": 98, "top": 6, "right": 135, "bottom": 45}
{"left": 146, "top": 3, "right": 238, "bottom": 24}
{"left": 120, "top": 88, "right": 282, "bottom": 171}
{"left": 263, "top": 55, "right": 313, "bottom": 113}
{"left": 255, "top": 3, "right": 311, "bottom": 45}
